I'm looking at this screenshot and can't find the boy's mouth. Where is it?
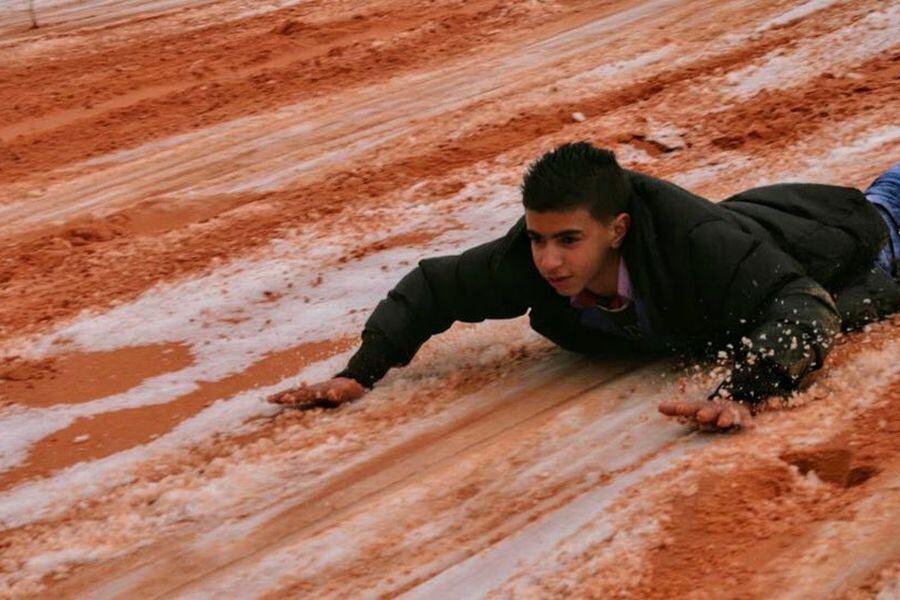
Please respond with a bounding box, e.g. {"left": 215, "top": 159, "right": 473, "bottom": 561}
{"left": 547, "top": 276, "right": 571, "bottom": 287}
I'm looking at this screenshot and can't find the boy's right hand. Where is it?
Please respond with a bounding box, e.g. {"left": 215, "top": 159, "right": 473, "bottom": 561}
{"left": 657, "top": 398, "right": 754, "bottom": 431}
{"left": 267, "top": 377, "right": 366, "bottom": 408}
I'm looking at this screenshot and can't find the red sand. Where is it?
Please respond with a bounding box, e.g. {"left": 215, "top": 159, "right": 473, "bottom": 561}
{"left": 0, "top": 0, "right": 898, "bottom": 597}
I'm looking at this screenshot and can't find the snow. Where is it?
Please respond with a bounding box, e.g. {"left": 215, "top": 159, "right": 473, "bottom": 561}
{"left": 128, "top": 359, "right": 679, "bottom": 598}
{"left": 0, "top": 0, "right": 300, "bottom": 39}
{"left": 2, "top": 93, "right": 866, "bottom": 510}
{"left": 573, "top": 45, "right": 675, "bottom": 83}
{"left": 756, "top": 123, "right": 900, "bottom": 186}
{"left": 0, "top": 0, "right": 690, "bottom": 235}
{"left": 0, "top": 176, "right": 527, "bottom": 527}
{"left": 24, "top": 545, "right": 108, "bottom": 574}
{"left": 2, "top": 1, "right": 899, "bottom": 594}
{"left": 725, "top": 5, "right": 900, "bottom": 99}
{"left": 400, "top": 445, "right": 695, "bottom": 599}
{"left": 754, "top": 0, "right": 843, "bottom": 32}
{"left": 671, "top": 157, "right": 753, "bottom": 191}
{"left": 809, "top": 125, "right": 900, "bottom": 171}
{"left": 875, "top": 578, "right": 900, "bottom": 600}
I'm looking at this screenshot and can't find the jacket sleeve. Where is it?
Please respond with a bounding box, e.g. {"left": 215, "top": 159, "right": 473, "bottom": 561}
{"left": 688, "top": 221, "right": 840, "bottom": 403}
{"left": 336, "top": 230, "right": 531, "bottom": 387}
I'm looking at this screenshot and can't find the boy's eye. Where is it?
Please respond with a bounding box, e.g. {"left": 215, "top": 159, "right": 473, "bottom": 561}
{"left": 560, "top": 236, "right": 578, "bottom": 245}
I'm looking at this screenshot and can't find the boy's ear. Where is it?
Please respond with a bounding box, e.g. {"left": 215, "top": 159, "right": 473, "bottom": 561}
{"left": 610, "top": 213, "right": 630, "bottom": 248}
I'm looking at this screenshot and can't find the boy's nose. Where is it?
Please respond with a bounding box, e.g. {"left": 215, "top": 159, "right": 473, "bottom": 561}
{"left": 537, "top": 248, "right": 563, "bottom": 272}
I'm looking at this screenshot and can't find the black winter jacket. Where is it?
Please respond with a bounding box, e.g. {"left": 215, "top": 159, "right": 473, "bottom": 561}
{"left": 337, "top": 170, "right": 898, "bottom": 401}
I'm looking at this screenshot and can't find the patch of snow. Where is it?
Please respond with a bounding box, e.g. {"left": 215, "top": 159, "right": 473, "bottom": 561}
{"left": 572, "top": 45, "right": 675, "bottom": 83}
{"left": 755, "top": 124, "right": 900, "bottom": 186}
{"left": 0, "top": 175, "right": 527, "bottom": 525}
{"left": 671, "top": 156, "right": 752, "bottom": 190}
{"left": 725, "top": 5, "right": 899, "bottom": 99}
{"left": 400, "top": 444, "right": 695, "bottom": 599}
{"left": 754, "top": 0, "right": 842, "bottom": 32}
{"left": 615, "top": 144, "right": 656, "bottom": 166}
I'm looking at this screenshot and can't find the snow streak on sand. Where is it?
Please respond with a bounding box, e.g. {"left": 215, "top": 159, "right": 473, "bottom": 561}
{"left": 399, "top": 429, "right": 699, "bottom": 599}
{"left": 754, "top": 0, "right": 842, "bottom": 32}
{"left": 0, "top": 0, "right": 690, "bottom": 233}
{"left": 2, "top": 0, "right": 900, "bottom": 597}
{"left": 673, "top": 120, "right": 900, "bottom": 196}
{"left": 0, "top": 0, "right": 305, "bottom": 38}
{"left": 5, "top": 127, "right": 898, "bottom": 595}
{"left": 725, "top": 4, "right": 900, "bottom": 98}
{"left": 6, "top": 111, "right": 825, "bottom": 516}
{"left": 0, "top": 176, "right": 523, "bottom": 525}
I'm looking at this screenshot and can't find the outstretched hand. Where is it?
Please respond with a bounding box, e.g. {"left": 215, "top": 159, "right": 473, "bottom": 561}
{"left": 267, "top": 377, "right": 366, "bottom": 410}
{"left": 658, "top": 398, "right": 754, "bottom": 431}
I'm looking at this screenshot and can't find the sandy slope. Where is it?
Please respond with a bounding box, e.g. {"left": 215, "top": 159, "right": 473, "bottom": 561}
{"left": 0, "top": 0, "right": 898, "bottom": 597}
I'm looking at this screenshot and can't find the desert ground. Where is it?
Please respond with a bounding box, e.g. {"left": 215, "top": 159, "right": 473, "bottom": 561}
{"left": 0, "top": 0, "right": 898, "bottom": 597}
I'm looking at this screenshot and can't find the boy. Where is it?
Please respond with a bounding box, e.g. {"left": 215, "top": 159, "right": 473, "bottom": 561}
{"left": 270, "top": 143, "right": 900, "bottom": 431}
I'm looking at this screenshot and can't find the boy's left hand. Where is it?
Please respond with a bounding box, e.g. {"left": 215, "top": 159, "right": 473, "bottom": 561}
{"left": 658, "top": 398, "right": 754, "bottom": 431}
{"left": 267, "top": 377, "right": 366, "bottom": 409}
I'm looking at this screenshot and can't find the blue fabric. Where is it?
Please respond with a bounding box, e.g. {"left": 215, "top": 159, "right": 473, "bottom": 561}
{"left": 865, "top": 163, "right": 900, "bottom": 277}
{"left": 578, "top": 298, "right": 651, "bottom": 341}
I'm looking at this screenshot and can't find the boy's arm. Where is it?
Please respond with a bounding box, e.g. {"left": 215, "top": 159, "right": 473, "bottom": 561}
{"left": 689, "top": 221, "right": 840, "bottom": 403}
{"left": 336, "top": 230, "right": 532, "bottom": 388}
{"left": 659, "top": 222, "right": 840, "bottom": 430}
{"left": 721, "top": 277, "right": 838, "bottom": 401}
{"left": 269, "top": 223, "right": 531, "bottom": 407}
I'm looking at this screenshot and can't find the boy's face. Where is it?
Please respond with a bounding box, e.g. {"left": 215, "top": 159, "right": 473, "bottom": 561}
{"left": 525, "top": 207, "right": 630, "bottom": 296}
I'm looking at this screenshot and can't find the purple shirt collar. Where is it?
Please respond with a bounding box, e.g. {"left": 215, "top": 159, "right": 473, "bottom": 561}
{"left": 616, "top": 256, "right": 633, "bottom": 301}
{"left": 569, "top": 256, "right": 633, "bottom": 308}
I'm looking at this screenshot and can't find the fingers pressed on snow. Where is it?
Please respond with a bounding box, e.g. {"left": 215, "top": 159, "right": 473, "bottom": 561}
{"left": 696, "top": 404, "right": 722, "bottom": 424}
{"left": 673, "top": 401, "right": 702, "bottom": 416}
{"left": 716, "top": 408, "right": 735, "bottom": 428}
{"left": 268, "top": 393, "right": 292, "bottom": 405}
{"left": 657, "top": 401, "right": 680, "bottom": 415}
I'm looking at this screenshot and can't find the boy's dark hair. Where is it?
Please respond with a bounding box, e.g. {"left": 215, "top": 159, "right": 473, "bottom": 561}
{"left": 521, "top": 142, "right": 631, "bottom": 222}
